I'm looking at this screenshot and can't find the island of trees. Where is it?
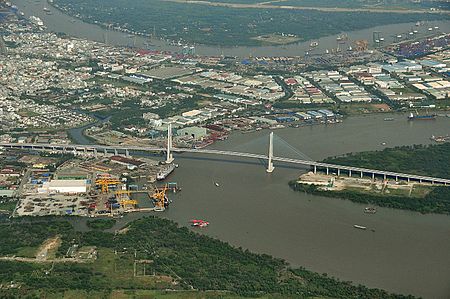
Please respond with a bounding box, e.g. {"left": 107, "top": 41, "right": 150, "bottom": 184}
{"left": 52, "top": 0, "right": 448, "bottom": 47}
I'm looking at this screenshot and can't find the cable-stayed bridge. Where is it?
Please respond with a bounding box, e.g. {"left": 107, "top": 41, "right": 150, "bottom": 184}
{"left": 1, "top": 125, "right": 449, "bottom": 185}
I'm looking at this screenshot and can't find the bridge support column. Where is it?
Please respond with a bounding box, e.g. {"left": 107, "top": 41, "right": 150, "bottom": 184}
{"left": 349, "top": 170, "right": 352, "bottom": 177}
{"left": 384, "top": 174, "right": 387, "bottom": 181}
{"left": 419, "top": 179, "right": 422, "bottom": 183}
{"left": 114, "top": 149, "right": 118, "bottom": 156}
{"left": 94, "top": 148, "right": 98, "bottom": 158}
{"left": 125, "top": 149, "right": 130, "bottom": 158}
{"left": 372, "top": 173, "right": 375, "bottom": 181}
{"left": 266, "top": 132, "right": 274, "bottom": 173}
{"left": 360, "top": 171, "right": 363, "bottom": 178}
{"left": 407, "top": 177, "right": 410, "bottom": 183}
{"left": 337, "top": 169, "right": 340, "bottom": 176}
{"left": 326, "top": 167, "right": 329, "bottom": 175}
{"left": 104, "top": 148, "right": 107, "bottom": 156}
{"left": 313, "top": 165, "right": 317, "bottom": 174}
{"left": 431, "top": 180, "right": 434, "bottom": 185}
{"left": 166, "top": 123, "right": 174, "bottom": 164}
{"left": 395, "top": 176, "right": 398, "bottom": 182}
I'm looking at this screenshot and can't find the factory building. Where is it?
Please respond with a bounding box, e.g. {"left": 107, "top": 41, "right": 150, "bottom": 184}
{"left": 39, "top": 180, "right": 88, "bottom": 194}
{"left": 177, "top": 126, "right": 208, "bottom": 139}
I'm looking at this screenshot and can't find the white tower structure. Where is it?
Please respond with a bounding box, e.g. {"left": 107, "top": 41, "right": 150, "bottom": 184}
{"left": 266, "top": 132, "right": 274, "bottom": 173}
{"left": 166, "top": 124, "right": 174, "bottom": 164}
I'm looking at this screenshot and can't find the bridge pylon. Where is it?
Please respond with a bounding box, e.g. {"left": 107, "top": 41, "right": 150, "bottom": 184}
{"left": 165, "top": 123, "right": 174, "bottom": 164}
{"left": 266, "top": 132, "right": 274, "bottom": 173}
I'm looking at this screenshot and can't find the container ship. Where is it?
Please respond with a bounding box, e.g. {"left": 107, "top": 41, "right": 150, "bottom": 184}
{"left": 156, "top": 163, "right": 175, "bottom": 180}
{"left": 407, "top": 112, "right": 436, "bottom": 120}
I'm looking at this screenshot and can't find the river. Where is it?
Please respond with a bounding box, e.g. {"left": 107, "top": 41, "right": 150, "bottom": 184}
{"left": 69, "top": 113, "right": 450, "bottom": 299}
{"left": 12, "top": 0, "right": 450, "bottom": 57}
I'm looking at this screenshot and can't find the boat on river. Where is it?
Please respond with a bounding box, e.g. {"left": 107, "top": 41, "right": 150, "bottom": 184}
{"left": 407, "top": 112, "right": 436, "bottom": 121}
{"left": 354, "top": 225, "right": 367, "bottom": 230}
{"left": 190, "top": 219, "right": 209, "bottom": 228}
{"left": 364, "top": 207, "right": 377, "bottom": 214}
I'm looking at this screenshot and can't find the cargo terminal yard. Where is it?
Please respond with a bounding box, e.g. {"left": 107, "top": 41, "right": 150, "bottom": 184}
{"left": 1, "top": 148, "right": 179, "bottom": 217}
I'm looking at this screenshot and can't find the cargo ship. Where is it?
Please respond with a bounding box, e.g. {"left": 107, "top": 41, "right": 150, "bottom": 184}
{"left": 407, "top": 112, "right": 436, "bottom": 120}
{"left": 156, "top": 163, "right": 175, "bottom": 180}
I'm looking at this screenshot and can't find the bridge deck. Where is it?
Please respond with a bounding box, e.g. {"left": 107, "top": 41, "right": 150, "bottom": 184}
{"left": 1, "top": 143, "right": 449, "bottom": 184}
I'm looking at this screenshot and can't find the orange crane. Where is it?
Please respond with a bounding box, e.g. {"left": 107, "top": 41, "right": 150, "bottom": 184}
{"left": 95, "top": 178, "right": 121, "bottom": 193}
{"left": 119, "top": 199, "right": 138, "bottom": 208}
{"left": 152, "top": 185, "right": 169, "bottom": 211}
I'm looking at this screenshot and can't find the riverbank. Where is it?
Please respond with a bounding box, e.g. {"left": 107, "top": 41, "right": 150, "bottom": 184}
{"left": 289, "top": 178, "right": 450, "bottom": 214}
{"left": 12, "top": 0, "right": 450, "bottom": 57}
{"left": 0, "top": 216, "right": 412, "bottom": 298}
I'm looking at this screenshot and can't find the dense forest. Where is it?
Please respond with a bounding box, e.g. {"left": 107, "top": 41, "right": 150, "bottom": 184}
{"left": 323, "top": 143, "right": 450, "bottom": 179}
{"left": 53, "top": 0, "right": 448, "bottom": 46}
{"left": 86, "top": 218, "right": 116, "bottom": 230}
{"left": 0, "top": 217, "right": 415, "bottom": 298}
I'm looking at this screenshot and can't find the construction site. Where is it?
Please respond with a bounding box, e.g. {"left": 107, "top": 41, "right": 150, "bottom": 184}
{"left": 297, "top": 172, "right": 433, "bottom": 198}
{"left": 13, "top": 153, "right": 180, "bottom": 217}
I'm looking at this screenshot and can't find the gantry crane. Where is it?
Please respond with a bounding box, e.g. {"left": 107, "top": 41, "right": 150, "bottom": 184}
{"left": 115, "top": 190, "right": 139, "bottom": 209}
{"left": 119, "top": 199, "right": 139, "bottom": 208}
{"left": 95, "top": 178, "right": 122, "bottom": 193}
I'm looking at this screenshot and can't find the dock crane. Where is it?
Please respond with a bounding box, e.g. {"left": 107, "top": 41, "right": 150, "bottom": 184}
{"left": 152, "top": 185, "right": 169, "bottom": 212}
{"left": 114, "top": 190, "right": 139, "bottom": 208}
{"left": 95, "top": 178, "right": 121, "bottom": 193}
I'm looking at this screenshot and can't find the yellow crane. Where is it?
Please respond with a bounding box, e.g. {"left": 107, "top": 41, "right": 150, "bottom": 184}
{"left": 95, "top": 178, "right": 122, "bottom": 193}
{"left": 119, "top": 199, "right": 138, "bottom": 208}
{"left": 152, "top": 185, "right": 168, "bottom": 211}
